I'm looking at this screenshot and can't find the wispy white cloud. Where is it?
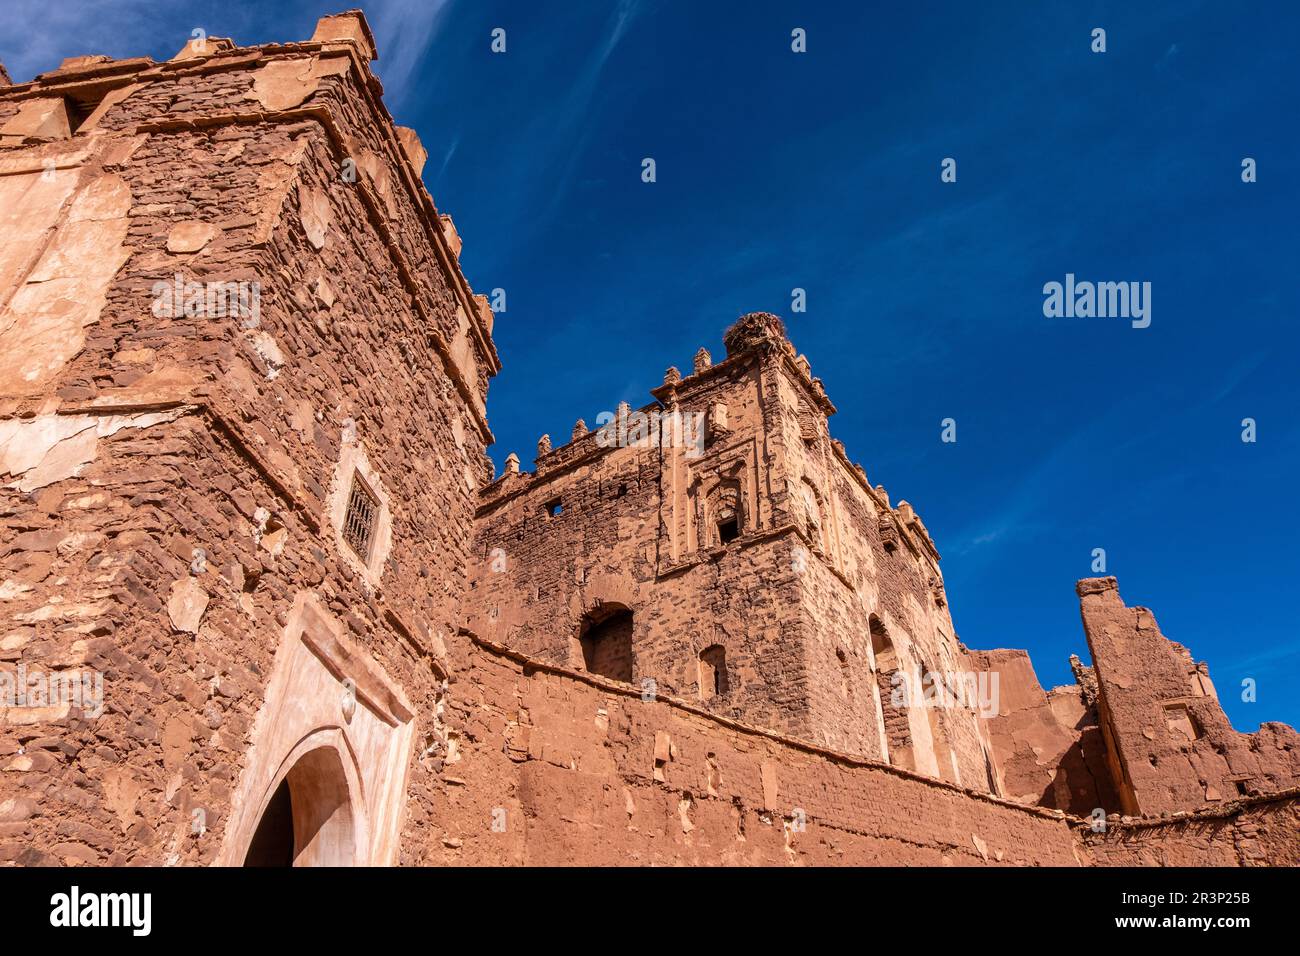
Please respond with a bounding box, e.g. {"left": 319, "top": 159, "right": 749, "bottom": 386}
{"left": 1223, "top": 640, "right": 1300, "bottom": 672}
{"left": 432, "top": 132, "right": 460, "bottom": 185}
{"left": 946, "top": 527, "right": 1012, "bottom": 557}
{"left": 0, "top": 0, "right": 162, "bottom": 82}
{"left": 452, "top": 0, "right": 657, "bottom": 347}
{"left": 367, "top": 0, "right": 455, "bottom": 105}
{"left": 541, "top": 0, "right": 644, "bottom": 203}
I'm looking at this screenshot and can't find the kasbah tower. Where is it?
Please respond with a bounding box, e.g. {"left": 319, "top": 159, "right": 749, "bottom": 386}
{"left": 0, "top": 11, "right": 1296, "bottom": 867}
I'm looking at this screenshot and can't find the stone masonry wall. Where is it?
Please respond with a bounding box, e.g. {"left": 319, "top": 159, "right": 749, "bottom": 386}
{"left": 469, "top": 353, "right": 816, "bottom": 743}
{"left": 1, "top": 18, "right": 496, "bottom": 865}
{"left": 1081, "top": 789, "right": 1300, "bottom": 866}
{"left": 767, "top": 341, "right": 998, "bottom": 789}
{"left": 433, "top": 635, "right": 1087, "bottom": 866}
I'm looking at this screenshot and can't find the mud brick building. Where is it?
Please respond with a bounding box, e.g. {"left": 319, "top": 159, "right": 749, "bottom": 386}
{"left": 469, "top": 310, "right": 998, "bottom": 787}
{"left": 0, "top": 11, "right": 1296, "bottom": 866}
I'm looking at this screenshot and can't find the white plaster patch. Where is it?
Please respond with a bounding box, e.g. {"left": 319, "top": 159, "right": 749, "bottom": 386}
{"left": 167, "top": 577, "right": 209, "bottom": 634}
{"left": 297, "top": 184, "right": 331, "bottom": 250}
{"left": 0, "top": 580, "right": 35, "bottom": 601}
{"left": 0, "top": 170, "right": 133, "bottom": 395}
{"left": 247, "top": 330, "right": 285, "bottom": 379}
{"left": 0, "top": 410, "right": 183, "bottom": 493}
{"left": 166, "top": 220, "right": 221, "bottom": 254}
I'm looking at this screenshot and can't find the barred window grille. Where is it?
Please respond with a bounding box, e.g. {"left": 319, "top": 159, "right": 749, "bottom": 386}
{"left": 343, "top": 473, "right": 379, "bottom": 562}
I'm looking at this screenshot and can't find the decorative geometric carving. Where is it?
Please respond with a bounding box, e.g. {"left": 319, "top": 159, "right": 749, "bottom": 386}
{"left": 929, "top": 574, "right": 946, "bottom": 608}
{"left": 707, "top": 402, "right": 729, "bottom": 442}
{"left": 879, "top": 513, "right": 899, "bottom": 553}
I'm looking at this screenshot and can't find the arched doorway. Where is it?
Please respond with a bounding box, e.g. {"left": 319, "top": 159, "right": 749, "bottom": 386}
{"left": 243, "top": 745, "right": 358, "bottom": 867}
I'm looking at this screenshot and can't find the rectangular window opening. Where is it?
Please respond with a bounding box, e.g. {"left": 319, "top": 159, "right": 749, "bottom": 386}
{"left": 61, "top": 81, "right": 121, "bottom": 133}
{"left": 342, "top": 472, "right": 380, "bottom": 563}
{"left": 63, "top": 95, "right": 98, "bottom": 132}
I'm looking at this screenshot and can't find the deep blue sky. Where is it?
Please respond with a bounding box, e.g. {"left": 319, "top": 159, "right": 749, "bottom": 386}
{"left": 7, "top": 1, "right": 1297, "bottom": 729}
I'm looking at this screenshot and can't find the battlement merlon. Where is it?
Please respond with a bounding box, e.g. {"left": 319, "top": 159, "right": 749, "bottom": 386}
{"left": 476, "top": 310, "right": 942, "bottom": 563}
{"left": 0, "top": 10, "right": 500, "bottom": 406}
{"left": 652, "top": 312, "right": 940, "bottom": 563}
{"left": 310, "top": 8, "right": 380, "bottom": 61}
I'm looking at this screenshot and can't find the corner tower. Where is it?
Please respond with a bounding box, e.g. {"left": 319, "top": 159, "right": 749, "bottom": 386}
{"left": 0, "top": 11, "right": 498, "bottom": 865}
{"left": 468, "top": 313, "right": 1001, "bottom": 789}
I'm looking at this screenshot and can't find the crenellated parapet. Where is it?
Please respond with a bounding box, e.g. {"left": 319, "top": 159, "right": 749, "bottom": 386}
{"left": 476, "top": 401, "right": 662, "bottom": 513}
{"left": 469, "top": 309, "right": 966, "bottom": 772}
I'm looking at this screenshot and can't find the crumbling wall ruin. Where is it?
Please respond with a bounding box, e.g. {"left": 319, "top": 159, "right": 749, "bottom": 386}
{"left": 969, "top": 648, "right": 1120, "bottom": 815}
{"left": 1078, "top": 577, "right": 1300, "bottom": 817}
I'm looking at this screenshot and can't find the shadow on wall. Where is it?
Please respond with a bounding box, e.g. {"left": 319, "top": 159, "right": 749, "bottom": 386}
{"left": 243, "top": 746, "right": 357, "bottom": 867}
{"left": 579, "top": 604, "right": 634, "bottom": 683}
